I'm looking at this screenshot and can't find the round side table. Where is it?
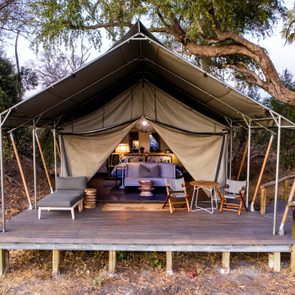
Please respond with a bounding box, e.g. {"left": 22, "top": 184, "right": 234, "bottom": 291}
{"left": 84, "top": 188, "right": 97, "bottom": 208}
{"left": 138, "top": 180, "right": 154, "bottom": 197}
{"left": 190, "top": 180, "right": 220, "bottom": 214}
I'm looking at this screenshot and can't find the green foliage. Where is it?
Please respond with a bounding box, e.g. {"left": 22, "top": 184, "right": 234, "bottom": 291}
{"left": 0, "top": 55, "right": 21, "bottom": 112}
{"left": 149, "top": 252, "right": 163, "bottom": 269}
{"left": 116, "top": 250, "right": 128, "bottom": 261}
{"left": 281, "top": 4, "right": 295, "bottom": 44}
{"left": 24, "top": 0, "right": 286, "bottom": 50}
{"left": 266, "top": 70, "right": 295, "bottom": 170}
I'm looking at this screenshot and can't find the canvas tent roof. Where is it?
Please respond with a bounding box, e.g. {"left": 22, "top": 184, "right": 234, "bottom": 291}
{"left": 2, "top": 21, "right": 294, "bottom": 129}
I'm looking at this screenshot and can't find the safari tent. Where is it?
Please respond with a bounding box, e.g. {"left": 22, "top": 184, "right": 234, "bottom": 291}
{"left": 0, "top": 22, "right": 295, "bottom": 275}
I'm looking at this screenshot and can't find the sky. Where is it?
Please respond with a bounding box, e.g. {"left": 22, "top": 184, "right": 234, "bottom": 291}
{"left": 4, "top": 0, "right": 295, "bottom": 98}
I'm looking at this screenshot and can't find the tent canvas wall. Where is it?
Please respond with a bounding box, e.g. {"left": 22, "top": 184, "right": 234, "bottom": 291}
{"left": 60, "top": 82, "right": 227, "bottom": 184}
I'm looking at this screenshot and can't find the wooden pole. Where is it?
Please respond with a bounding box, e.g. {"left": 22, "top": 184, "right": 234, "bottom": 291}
{"left": 273, "top": 252, "right": 281, "bottom": 272}
{"left": 10, "top": 132, "right": 32, "bottom": 209}
{"left": 108, "top": 250, "right": 116, "bottom": 275}
{"left": 284, "top": 179, "right": 289, "bottom": 201}
{"left": 291, "top": 245, "right": 295, "bottom": 273}
{"left": 166, "top": 251, "right": 173, "bottom": 275}
{"left": 237, "top": 143, "right": 248, "bottom": 181}
{"left": 250, "top": 135, "right": 273, "bottom": 212}
{"left": 260, "top": 186, "right": 266, "bottom": 216}
{"left": 52, "top": 250, "right": 60, "bottom": 276}
{"left": 0, "top": 249, "right": 9, "bottom": 276}
{"left": 291, "top": 210, "right": 295, "bottom": 273}
{"left": 221, "top": 252, "right": 230, "bottom": 274}
{"left": 35, "top": 131, "right": 53, "bottom": 193}
{"left": 278, "top": 180, "right": 295, "bottom": 236}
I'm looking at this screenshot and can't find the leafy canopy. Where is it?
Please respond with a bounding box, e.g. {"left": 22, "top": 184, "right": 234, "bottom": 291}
{"left": 27, "top": 0, "right": 285, "bottom": 50}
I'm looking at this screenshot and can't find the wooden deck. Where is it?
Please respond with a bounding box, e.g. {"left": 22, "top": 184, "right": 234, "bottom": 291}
{"left": 0, "top": 204, "right": 293, "bottom": 252}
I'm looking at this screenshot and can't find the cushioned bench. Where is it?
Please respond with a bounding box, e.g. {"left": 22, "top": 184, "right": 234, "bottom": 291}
{"left": 124, "top": 163, "right": 176, "bottom": 187}
{"left": 37, "top": 176, "right": 87, "bottom": 220}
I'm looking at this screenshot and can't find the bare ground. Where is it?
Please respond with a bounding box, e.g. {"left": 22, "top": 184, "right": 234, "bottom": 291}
{"left": 0, "top": 251, "right": 295, "bottom": 294}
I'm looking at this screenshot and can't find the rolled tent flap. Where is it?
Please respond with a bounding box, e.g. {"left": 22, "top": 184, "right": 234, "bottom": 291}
{"left": 150, "top": 121, "right": 225, "bottom": 182}
{"left": 60, "top": 121, "right": 136, "bottom": 178}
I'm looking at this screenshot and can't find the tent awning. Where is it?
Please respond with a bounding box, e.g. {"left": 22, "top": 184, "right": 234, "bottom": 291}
{"left": 2, "top": 22, "right": 294, "bottom": 130}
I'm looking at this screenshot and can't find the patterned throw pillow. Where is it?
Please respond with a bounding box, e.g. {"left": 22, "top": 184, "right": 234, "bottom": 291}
{"left": 139, "top": 164, "right": 160, "bottom": 178}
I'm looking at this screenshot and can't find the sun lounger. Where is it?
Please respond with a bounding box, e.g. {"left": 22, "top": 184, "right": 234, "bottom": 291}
{"left": 37, "top": 176, "right": 87, "bottom": 220}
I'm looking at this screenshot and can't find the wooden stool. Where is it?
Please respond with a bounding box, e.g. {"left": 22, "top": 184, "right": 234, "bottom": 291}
{"left": 84, "top": 188, "right": 97, "bottom": 208}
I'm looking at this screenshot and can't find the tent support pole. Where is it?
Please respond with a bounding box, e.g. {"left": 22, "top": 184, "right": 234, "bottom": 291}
{"left": 32, "top": 125, "right": 37, "bottom": 209}
{"left": 274, "top": 116, "right": 281, "bottom": 235}
{"left": 236, "top": 143, "right": 248, "bottom": 181}
{"left": 55, "top": 136, "right": 61, "bottom": 160}
{"left": 246, "top": 120, "right": 251, "bottom": 207}
{"left": 9, "top": 132, "right": 32, "bottom": 210}
{"left": 35, "top": 131, "right": 53, "bottom": 193}
{"left": 0, "top": 115, "right": 5, "bottom": 232}
{"left": 229, "top": 125, "right": 233, "bottom": 179}
{"left": 53, "top": 129, "right": 57, "bottom": 185}
{"left": 250, "top": 135, "right": 274, "bottom": 212}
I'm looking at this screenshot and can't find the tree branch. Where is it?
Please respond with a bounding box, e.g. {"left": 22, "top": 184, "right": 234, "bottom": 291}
{"left": 69, "top": 21, "right": 132, "bottom": 30}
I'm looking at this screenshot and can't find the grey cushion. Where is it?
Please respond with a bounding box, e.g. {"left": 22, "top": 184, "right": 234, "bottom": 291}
{"left": 159, "top": 164, "right": 176, "bottom": 178}
{"left": 139, "top": 164, "right": 160, "bottom": 178}
{"left": 126, "top": 164, "right": 140, "bottom": 177}
{"left": 56, "top": 177, "right": 87, "bottom": 190}
{"left": 37, "top": 190, "right": 84, "bottom": 207}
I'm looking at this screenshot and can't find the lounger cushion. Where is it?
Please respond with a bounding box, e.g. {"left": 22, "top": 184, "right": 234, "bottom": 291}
{"left": 37, "top": 190, "right": 85, "bottom": 207}
{"left": 56, "top": 176, "right": 87, "bottom": 190}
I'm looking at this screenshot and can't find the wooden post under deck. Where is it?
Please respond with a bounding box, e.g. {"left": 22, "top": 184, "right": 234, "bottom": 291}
{"left": 273, "top": 252, "right": 281, "bottom": 272}
{"left": 0, "top": 250, "right": 9, "bottom": 276}
{"left": 221, "top": 252, "right": 230, "bottom": 274}
{"left": 108, "top": 250, "right": 116, "bottom": 275}
{"left": 52, "top": 250, "right": 61, "bottom": 276}
{"left": 166, "top": 251, "right": 173, "bottom": 275}
{"left": 291, "top": 245, "right": 295, "bottom": 273}
{"left": 269, "top": 252, "right": 280, "bottom": 272}
{"left": 291, "top": 210, "right": 295, "bottom": 273}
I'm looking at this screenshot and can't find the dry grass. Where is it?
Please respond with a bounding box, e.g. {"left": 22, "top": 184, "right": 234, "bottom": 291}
{"left": 0, "top": 250, "right": 295, "bottom": 294}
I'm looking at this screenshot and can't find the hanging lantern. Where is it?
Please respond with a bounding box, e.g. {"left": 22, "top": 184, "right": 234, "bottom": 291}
{"left": 136, "top": 117, "right": 153, "bottom": 133}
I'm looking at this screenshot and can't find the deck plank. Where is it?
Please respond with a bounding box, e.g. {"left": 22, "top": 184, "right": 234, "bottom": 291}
{"left": 0, "top": 206, "right": 292, "bottom": 249}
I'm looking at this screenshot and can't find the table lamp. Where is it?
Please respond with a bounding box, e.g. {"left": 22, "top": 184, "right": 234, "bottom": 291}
{"left": 115, "top": 143, "right": 130, "bottom": 189}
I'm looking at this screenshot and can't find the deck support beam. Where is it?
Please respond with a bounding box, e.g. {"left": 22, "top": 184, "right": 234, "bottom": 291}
{"left": 166, "top": 251, "right": 173, "bottom": 275}
{"left": 52, "top": 250, "right": 60, "bottom": 276}
{"left": 268, "top": 252, "right": 281, "bottom": 272}
{"left": 0, "top": 250, "right": 9, "bottom": 276}
{"left": 108, "top": 250, "right": 116, "bottom": 275}
{"left": 221, "top": 252, "right": 230, "bottom": 274}
{"left": 291, "top": 245, "right": 295, "bottom": 273}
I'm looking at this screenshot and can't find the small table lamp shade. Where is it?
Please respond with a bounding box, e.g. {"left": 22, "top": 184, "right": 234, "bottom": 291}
{"left": 115, "top": 143, "right": 130, "bottom": 154}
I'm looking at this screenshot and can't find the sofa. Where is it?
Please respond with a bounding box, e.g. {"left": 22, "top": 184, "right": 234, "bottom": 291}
{"left": 124, "top": 163, "right": 176, "bottom": 187}
{"left": 37, "top": 176, "right": 87, "bottom": 220}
